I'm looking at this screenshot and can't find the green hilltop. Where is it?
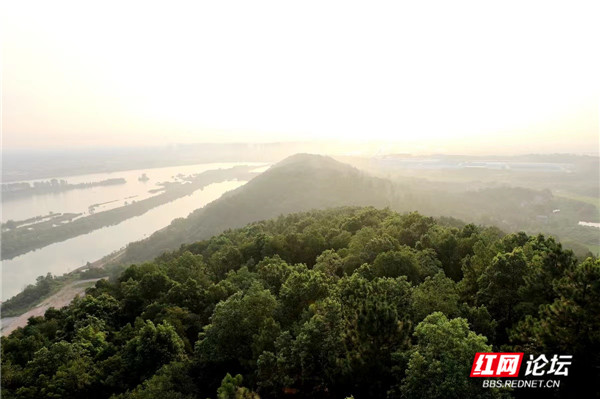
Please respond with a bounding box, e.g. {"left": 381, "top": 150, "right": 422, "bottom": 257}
{"left": 2, "top": 207, "right": 597, "bottom": 398}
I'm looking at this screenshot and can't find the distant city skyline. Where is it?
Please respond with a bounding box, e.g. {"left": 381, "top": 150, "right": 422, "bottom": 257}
{"left": 2, "top": 1, "right": 599, "bottom": 155}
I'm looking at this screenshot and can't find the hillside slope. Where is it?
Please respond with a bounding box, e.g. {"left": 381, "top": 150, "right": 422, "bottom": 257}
{"left": 122, "top": 154, "right": 399, "bottom": 262}
{"left": 122, "top": 154, "right": 598, "bottom": 264}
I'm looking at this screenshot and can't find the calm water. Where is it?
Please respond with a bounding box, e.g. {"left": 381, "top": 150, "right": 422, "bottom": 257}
{"left": 2, "top": 162, "right": 263, "bottom": 223}
{"left": 1, "top": 180, "right": 246, "bottom": 300}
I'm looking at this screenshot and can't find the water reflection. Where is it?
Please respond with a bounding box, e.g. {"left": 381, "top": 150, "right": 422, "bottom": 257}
{"left": 1, "top": 180, "right": 246, "bottom": 300}
{"left": 2, "top": 162, "right": 263, "bottom": 222}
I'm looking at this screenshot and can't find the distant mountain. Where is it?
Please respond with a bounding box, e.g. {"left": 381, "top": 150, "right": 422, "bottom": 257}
{"left": 122, "top": 154, "right": 400, "bottom": 263}
{"left": 122, "top": 153, "right": 598, "bottom": 264}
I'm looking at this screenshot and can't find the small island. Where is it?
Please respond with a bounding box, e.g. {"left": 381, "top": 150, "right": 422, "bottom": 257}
{"left": 2, "top": 178, "right": 127, "bottom": 200}
{"left": 1, "top": 166, "right": 257, "bottom": 260}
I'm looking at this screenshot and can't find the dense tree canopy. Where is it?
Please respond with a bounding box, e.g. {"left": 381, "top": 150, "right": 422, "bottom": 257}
{"left": 2, "top": 207, "right": 596, "bottom": 398}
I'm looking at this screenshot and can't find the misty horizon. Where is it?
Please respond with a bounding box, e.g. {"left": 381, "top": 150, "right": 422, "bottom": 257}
{"left": 2, "top": 2, "right": 599, "bottom": 155}
{"left": 3, "top": 141, "right": 599, "bottom": 157}
{"left": 1, "top": 3, "right": 599, "bottom": 396}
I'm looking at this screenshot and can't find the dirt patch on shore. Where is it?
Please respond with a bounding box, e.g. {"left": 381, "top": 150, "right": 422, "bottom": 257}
{"left": 1, "top": 278, "right": 102, "bottom": 336}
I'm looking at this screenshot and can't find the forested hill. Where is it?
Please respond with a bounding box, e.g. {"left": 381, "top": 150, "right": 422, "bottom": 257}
{"left": 2, "top": 208, "right": 597, "bottom": 398}
{"left": 122, "top": 153, "right": 598, "bottom": 265}
{"left": 122, "top": 154, "right": 399, "bottom": 263}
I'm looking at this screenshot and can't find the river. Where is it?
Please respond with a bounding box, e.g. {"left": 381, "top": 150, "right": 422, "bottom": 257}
{"left": 1, "top": 162, "right": 261, "bottom": 300}
{"left": 2, "top": 162, "right": 260, "bottom": 223}
{"left": 1, "top": 180, "right": 246, "bottom": 300}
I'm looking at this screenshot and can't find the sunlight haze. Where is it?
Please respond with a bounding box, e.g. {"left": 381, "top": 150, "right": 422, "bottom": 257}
{"left": 1, "top": 4, "right": 600, "bottom": 393}
{"left": 2, "top": 1, "right": 599, "bottom": 154}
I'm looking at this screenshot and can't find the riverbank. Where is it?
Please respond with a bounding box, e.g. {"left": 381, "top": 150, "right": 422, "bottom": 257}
{"left": 2, "top": 166, "right": 257, "bottom": 260}
{"left": 1, "top": 278, "right": 103, "bottom": 336}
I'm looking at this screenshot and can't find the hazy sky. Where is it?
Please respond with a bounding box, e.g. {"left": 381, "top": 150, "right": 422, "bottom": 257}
{"left": 2, "top": 1, "right": 599, "bottom": 154}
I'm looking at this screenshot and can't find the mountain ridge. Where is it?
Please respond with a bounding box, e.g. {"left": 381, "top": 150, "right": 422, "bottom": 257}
{"left": 120, "top": 153, "right": 598, "bottom": 264}
{"left": 122, "top": 154, "right": 399, "bottom": 263}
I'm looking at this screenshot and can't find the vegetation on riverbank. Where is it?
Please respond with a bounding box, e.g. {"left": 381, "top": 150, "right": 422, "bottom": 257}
{"left": 1, "top": 274, "right": 65, "bottom": 317}
{"left": 2, "top": 178, "right": 127, "bottom": 200}
{"left": 1, "top": 166, "right": 256, "bottom": 260}
{"left": 1, "top": 262, "right": 127, "bottom": 318}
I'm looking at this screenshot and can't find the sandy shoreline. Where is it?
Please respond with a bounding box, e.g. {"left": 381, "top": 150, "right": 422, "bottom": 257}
{"left": 1, "top": 278, "right": 102, "bottom": 336}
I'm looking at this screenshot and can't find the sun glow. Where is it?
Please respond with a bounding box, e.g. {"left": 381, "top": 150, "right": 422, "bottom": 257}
{"left": 3, "top": 1, "right": 599, "bottom": 153}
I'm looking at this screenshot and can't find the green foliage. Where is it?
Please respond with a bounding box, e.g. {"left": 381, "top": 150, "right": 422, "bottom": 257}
{"left": 278, "top": 266, "right": 332, "bottom": 325}
{"left": 398, "top": 312, "right": 501, "bottom": 399}
{"left": 412, "top": 272, "right": 460, "bottom": 322}
{"left": 111, "top": 362, "right": 197, "bottom": 399}
{"left": 257, "top": 298, "right": 346, "bottom": 397}
{"left": 1, "top": 273, "right": 63, "bottom": 316}
{"left": 196, "top": 282, "right": 278, "bottom": 369}
{"left": 217, "top": 373, "right": 259, "bottom": 399}
{"left": 373, "top": 248, "right": 421, "bottom": 283}
{"left": 314, "top": 249, "right": 344, "bottom": 278}
{"left": 510, "top": 257, "right": 600, "bottom": 395}
{"left": 476, "top": 248, "right": 529, "bottom": 342}
{"left": 1, "top": 207, "right": 593, "bottom": 398}
{"left": 338, "top": 274, "right": 413, "bottom": 397}
{"left": 122, "top": 320, "right": 185, "bottom": 383}
{"left": 255, "top": 255, "right": 293, "bottom": 294}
